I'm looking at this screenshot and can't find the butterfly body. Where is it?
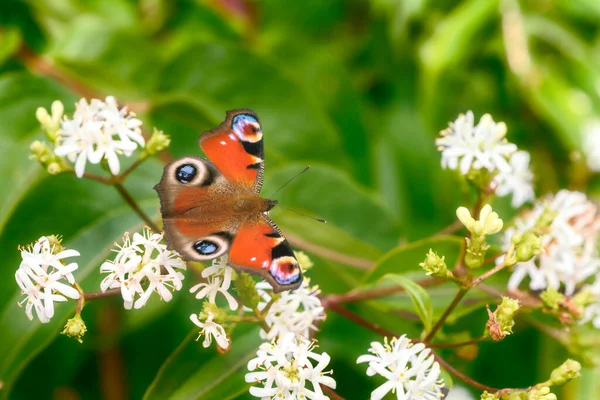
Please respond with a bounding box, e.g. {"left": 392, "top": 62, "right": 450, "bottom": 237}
{"left": 154, "top": 110, "right": 302, "bottom": 292}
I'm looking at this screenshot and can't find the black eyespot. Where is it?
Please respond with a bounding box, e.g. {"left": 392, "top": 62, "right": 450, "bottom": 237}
{"left": 194, "top": 240, "right": 218, "bottom": 255}
{"left": 175, "top": 164, "right": 197, "bottom": 184}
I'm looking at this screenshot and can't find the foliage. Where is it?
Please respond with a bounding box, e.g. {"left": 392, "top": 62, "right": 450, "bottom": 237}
{"left": 2, "top": 0, "right": 600, "bottom": 399}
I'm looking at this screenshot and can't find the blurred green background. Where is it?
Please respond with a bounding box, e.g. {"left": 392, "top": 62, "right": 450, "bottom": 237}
{"left": 1, "top": 0, "right": 600, "bottom": 399}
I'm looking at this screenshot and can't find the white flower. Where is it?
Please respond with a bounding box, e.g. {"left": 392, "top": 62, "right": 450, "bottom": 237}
{"left": 505, "top": 190, "right": 600, "bottom": 295}
{"left": 494, "top": 150, "right": 535, "bottom": 208}
{"left": 190, "top": 257, "right": 238, "bottom": 310}
{"left": 15, "top": 236, "right": 80, "bottom": 323}
{"left": 190, "top": 312, "right": 230, "bottom": 349}
{"left": 436, "top": 111, "right": 517, "bottom": 175}
{"left": 54, "top": 97, "right": 143, "bottom": 177}
{"left": 357, "top": 336, "right": 444, "bottom": 400}
{"left": 245, "top": 332, "right": 336, "bottom": 400}
{"left": 255, "top": 278, "right": 326, "bottom": 340}
{"left": 100, "top": 228, "right": 186, "bottom": 309}
{"left": 583, "top": 119, "right": 600, "bottom": 172}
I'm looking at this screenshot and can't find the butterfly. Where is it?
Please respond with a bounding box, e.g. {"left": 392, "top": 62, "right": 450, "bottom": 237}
{"left": 154, "top": 109, "right": 303, "bottom": 293}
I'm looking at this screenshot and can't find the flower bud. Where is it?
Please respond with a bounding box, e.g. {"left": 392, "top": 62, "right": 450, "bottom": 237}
{"left": 573, "top": 288, "right": 596, "bottom": 309}
{"left": 235, "top": 272, "right": 260, "bottom": 310}
{"left": 145, "top": 128, "right": 171, "bottom": 156}
{"left": 294, "top": 251, "right": 314, "bottom": 272}
{"left": 36, "top": 100, "right": 64, "bottom": 142}
{"left": 540, "top": 287, "right": 564, "bottom": 311}
{"left": 481, "top": 392, "right": 499, "bottom": 400}
{"left": 497, "top": 296, "right": 520, "bottom": 335}
{"left": 419, "top": 249, "right": 451, "bottom": 278}
{"left": 549, "top": 359, "right": 581, "bottom": 386}
{"left": 515, "top": 232, "right": 543, "bottom": 262}
{"left": 61, "top": 314, "right": 87, "bottom": 343}
{"left": 529, "top": 386, "right": 556, "bottom": 400}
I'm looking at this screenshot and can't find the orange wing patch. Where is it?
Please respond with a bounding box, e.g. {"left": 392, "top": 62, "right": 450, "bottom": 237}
{"left": 199, "top": 110, "right": 264, "bottom": 191}
{"left": 229, "top": 222, "right": 281, "bottom": 270}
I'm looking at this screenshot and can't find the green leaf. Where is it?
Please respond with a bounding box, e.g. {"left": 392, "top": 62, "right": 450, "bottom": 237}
{"left": 267, "top": 163, "right": 400, "bottom": 251}
{"left": 144, "top": 326, "right": 262, "bottom": 400}
{"left": 156, "top": 42, "right": 347, "bottom": 165}
{"left": 382, "top": 274, "right": 433, "bottom": 332}
{"left": 363, "top": 235, "right": 463, "bottom": 283}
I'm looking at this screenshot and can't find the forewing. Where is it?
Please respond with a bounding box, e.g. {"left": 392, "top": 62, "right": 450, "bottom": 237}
{"left": 199, "top": 109, "right": 265, "bottom": 194}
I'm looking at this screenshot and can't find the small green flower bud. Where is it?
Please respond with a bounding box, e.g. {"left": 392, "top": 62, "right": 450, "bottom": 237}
{"left": 145, "top": 128, "right": 171, "bottom": 156}
{"left": 516, "top": 232, "right": 543, "bottom": 262}
{"left": 464, "top": 236, "right": 489, "bottom": 269}
{"left": 47, "top": 162, "right": 62, "bottom": 175}
{"left": 61, "top": 314, "right": 87, "bottom": 343}
{"left": 294, "top": 251, "right": 313, "bottom": 272}
{"left": 481, "top": 392, "right": 499, "bottom": 400}
{"left": 573, "top": 288, "right": 596, "bottom": 309}
{"left": 199, "top": 302, "right": 227, "bottom": 322}
{"left": 529, "top": 386, "right": 556, "bottom": 400}
{"left": 235, "top": 272, "right": 260, "bottom": 310}
{"left": 535, "top": 206, "right": 557, "bottom": 230}
{"left": 36, "top": 100, "right": 64, "bottom": 142}
{"left": 540, "top": 287, "right": 564, "bottom": 311}
{"left": 419, "top": 249, "right": 451, "bottom": 278}
{"left": 550, "top": 359, "right": 581, "bottom": 386}
{"left": 505, "top": 391, "right": 527, "bottom": 400}
{"left": 497, "top": 296, "right": 519, "bottom": 336}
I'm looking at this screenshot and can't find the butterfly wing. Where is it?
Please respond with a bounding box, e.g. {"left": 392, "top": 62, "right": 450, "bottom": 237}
{"left": 229, "top": 214, "right": 302, "bottom": 293}
{"left": 154, "top": 156, "right": 241, "bottom": 262}
{"left": 199, "top": 109, "right": 264, "bottom": 194}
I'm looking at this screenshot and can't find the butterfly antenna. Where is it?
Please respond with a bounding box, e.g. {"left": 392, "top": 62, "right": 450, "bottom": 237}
{"left": 279, "top": 205, "right": 327, "bottom": 223}
{"left": 269, "top": 165, "right": 311, "bottom": 199}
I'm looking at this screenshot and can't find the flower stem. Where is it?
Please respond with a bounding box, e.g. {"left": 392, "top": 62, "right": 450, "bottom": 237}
{"left": 424, "top": 287, "right": 469, "bottom": 343}
{"left": 113, "top": 182, "right": 160, "bottom": 232}
{"left": 327, "top": 302, "right": 397, "bottom": 337}
{"left": 433, "top": 352, "right": 499, "bottom": 392}
{"left": 84, "top": 288, "right": 122, "bottom": 300}
{"left": 472, "top": 263, "right": 506, "bottom": 287}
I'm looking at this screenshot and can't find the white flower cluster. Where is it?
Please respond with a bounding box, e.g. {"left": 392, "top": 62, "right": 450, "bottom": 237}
{"left": 15, "top": 236, "right": 80, "bottom": 323}
{"left": 190, "top": 256, "right": 238, "bottom": 311}
{"left": 54, "top": 96, "right": 144, "bottom": 177}
{"left": 436, "top": 111, "right": 534, "bottom": 207}
{"left": 190, "top": 311, "right": 230, "bottom": 349}
{"left": 256, "top": 279, "right": 326, "bottom": 340}
{"left": 245, "top": 332, "right": 336, "bottom": 400}
{"left": 100, "top": 228, "right": 186, "bottom": 309}
{"left": 356, "top": 336, "right": 444, "bottom": 400}
{"left": 505, "top": 190, "right": 600, "bottom": 295}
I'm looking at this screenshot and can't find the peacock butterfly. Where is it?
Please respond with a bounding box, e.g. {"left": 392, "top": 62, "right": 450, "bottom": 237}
{"left": 154, "top": 109, "right": 302, "bottom": 292}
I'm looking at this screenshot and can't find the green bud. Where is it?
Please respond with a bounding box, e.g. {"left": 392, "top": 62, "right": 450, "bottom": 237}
{"left": 516, "top": 232, "right": 543, "bottom": 262}
{"left": 199, "top": 302, "right": 227, "bottom": 322}
{"left": 481, "top": 391, "right": 499, "bottom": 400}
{"left": 61, "top": 314, "right": 87, "bottom": 343}
{"left": 47, "top": 162, "right": 62, "bottom": 175}
{"left": 464, "top": 236, "right": 489, "bottom": 269}
{"left": 540, "top": 287, "right": 564, "bottom": 311}
{"left": 36, "top": 100, "right": 64, "bottom": 142}
{"left": 497, "top": 296, "right": 520, "bottom": 335}
{"left": 534, "top": 206, "right": 557, "bottom": 230}
{"left": 573, "top": 288, "right": 596, "bottom": 309}
{"left": 505, "top": 391, "right": 527, "bottom": 400}
{"left": 145, "top": 128, "right": 171, "bottom": 156}
{"left": 419, "top": 249, "right": 451, "bottom": 278}
{"left": 294, "top": 250, "right": 313, "bottom": 272}
{"left": 529, "top": 386, "right": 556, "bottom": 400}
{"left": 550, "top": 359, "right": 581, "bottom": 386}
{"left": 235, "top": 272, "right": 260, "bottom": 310}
